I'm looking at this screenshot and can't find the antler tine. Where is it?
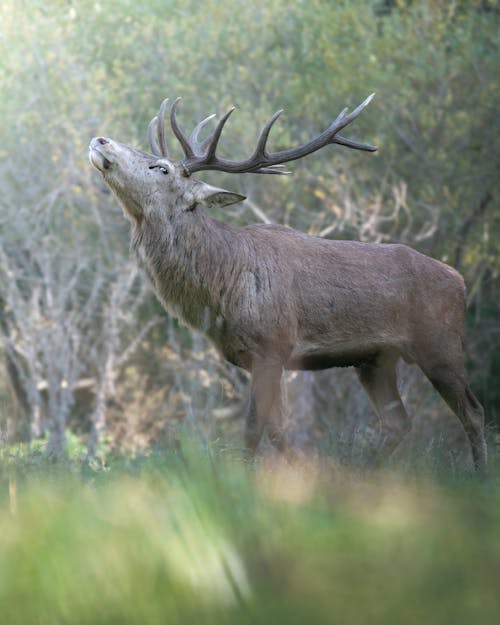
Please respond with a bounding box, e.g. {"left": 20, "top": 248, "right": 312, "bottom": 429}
{"left": 335, "top": 92, "right": 375, "bottom": 133}
{"left": 189, "top": 113, "right": 217, "bottom": 156}
{"left": 329, "top": 93, "right": 377, "bottom": 151}
{"left": 333, "top": 134, "right": 378, "bottom": 151}
{"left": 205, "top": 106, "right": 236, "bottom": 160}
{"left": 156, "top": 98, "right": 169, "bottom": 157}
{"left": 253, "top": 109, "right": 284, "bottom": 157}
{"left": 170, "top": 98, "right": 195, "bottom": 159}
{"left": 327, "top": 93, "right": 377, "bottom": 150}
{"left": 254, "top": 165, "right": 291, "bottom": 175}
{"left": 148, "top": 116, "right": 162, "bottom": 156}
{"left": 148, "top": 99, "right": 170, "bottom": 157}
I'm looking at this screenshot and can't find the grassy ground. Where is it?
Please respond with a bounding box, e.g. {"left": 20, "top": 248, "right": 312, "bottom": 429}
{"left": 1, "top": 435, "right": 499, "bottom": 625}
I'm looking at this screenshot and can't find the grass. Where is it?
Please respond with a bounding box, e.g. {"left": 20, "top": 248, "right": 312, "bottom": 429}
{"left": 1, "top": 435, "right": 499, "bottom": 625}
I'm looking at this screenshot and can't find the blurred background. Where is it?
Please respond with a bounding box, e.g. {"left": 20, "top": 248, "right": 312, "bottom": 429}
{"left": 0, "top": 0, "right": 498, "bottom": 463}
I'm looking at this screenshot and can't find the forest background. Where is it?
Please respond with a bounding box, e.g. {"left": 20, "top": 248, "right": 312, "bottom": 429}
{"left": 0, "top": 0, "right": 498, "bottom": 462}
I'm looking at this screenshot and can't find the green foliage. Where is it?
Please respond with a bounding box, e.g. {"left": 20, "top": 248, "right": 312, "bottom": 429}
{"left": 1, "top": 430, "right": 112, "bottom": 475}
{"left": 1, "top": 441, "right": 500, "bottom": 625}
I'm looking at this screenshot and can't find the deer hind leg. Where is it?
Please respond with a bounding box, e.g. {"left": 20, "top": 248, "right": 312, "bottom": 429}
{"left": 245, "top": 359, "right": 288, "bottom": 458}
{"left": 356, "top": 352, "right": 411, "bottom": 465}
{"left": 422, "top": 361, "right": 487, "bottom": 471}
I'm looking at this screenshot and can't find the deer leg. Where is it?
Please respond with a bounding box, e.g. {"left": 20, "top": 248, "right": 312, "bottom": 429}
{"left": 244, "top": 395, "right": 264, "bottom": 458}
{"left": 245, "top": 359, "right": 288, "bottom": 457}
{"left": 356, "top": 353, "right": 411, "bottom": 465}
{"left": 423, "top": 364, "right": 487, "bottom": 471}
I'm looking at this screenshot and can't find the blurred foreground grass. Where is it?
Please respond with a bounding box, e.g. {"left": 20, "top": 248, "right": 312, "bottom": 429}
{"left": 1, "top": 438, "right": 499, "bottom": 625}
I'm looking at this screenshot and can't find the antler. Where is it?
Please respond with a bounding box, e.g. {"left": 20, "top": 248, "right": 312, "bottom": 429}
{"left": 148, "top": 94, "right": 377, "bottom": 175}
{"left": 148, "top": 98, "right": 170, "bottom": 157}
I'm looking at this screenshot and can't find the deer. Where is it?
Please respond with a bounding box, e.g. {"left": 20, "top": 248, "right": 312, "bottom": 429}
{"left": 89, "top": 94, "right": 487, "bottom": 471}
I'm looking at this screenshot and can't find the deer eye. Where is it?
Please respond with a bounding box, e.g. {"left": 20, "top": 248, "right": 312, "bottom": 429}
{"left": 149, "top": 164, "right": 170, "bottom": 175}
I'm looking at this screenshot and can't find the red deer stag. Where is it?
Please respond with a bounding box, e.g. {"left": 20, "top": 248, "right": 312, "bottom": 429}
{"left": 89, "top": 95, "right": 486, "bottom": 470}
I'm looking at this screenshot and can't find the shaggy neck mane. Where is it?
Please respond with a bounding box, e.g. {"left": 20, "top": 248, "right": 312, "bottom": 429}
{"left": 131, "top": 207, "right": 253, "bottom": 331}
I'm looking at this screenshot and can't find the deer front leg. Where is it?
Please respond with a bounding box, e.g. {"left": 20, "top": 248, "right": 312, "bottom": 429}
{"left": 245, "top": 358, "right": 287, "bottom": 458}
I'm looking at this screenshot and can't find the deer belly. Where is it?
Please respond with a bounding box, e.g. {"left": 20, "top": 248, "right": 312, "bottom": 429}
{"left": 287, "top": 339, "right": 382, "bottom": 371}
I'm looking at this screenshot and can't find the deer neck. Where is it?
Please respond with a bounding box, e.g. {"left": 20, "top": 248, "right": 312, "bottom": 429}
{"left": 131, "top": 207, "right": 245, "bottom": 333}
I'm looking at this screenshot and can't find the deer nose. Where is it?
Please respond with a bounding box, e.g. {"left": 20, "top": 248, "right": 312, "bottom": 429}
{"left": 90, "top": 137, "right": 112, "bottom": 151}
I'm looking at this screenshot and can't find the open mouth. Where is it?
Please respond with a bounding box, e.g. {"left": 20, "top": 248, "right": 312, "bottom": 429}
{"left": 89, "top": 148, "right": 112, "bottom": 171}
{"left": 89, "top": 137, "right": 113, "bottom": 172}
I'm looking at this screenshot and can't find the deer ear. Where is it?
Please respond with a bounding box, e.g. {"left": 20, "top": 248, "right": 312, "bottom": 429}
{"left": 196, "top": 184, "right": 246, "bottom": 209}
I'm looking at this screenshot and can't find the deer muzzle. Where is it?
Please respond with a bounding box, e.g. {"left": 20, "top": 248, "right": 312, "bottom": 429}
{"left": 89, "top": 137, "right": 113, "bottom": 172}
